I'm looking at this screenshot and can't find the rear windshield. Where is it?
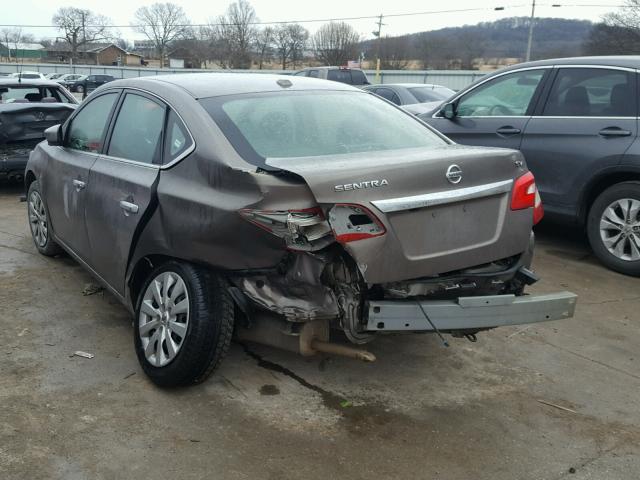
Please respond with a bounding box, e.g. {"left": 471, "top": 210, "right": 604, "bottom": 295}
{"left": 0, "top": 86, "right": 73, "bottom": 104}
{"left": 327, "top": 69, "right": 352, "bottom": 84}
{"left": 409, "top": 86, "right": 454, "bottom": 103}
{"left": 200, "top": 90, "right": 446, "bottom": 168}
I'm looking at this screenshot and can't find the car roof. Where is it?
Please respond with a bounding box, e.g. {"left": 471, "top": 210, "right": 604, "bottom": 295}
{"left": 500, "top": 55, "right": 640, "bottom": 71}
{"left": 108, "top": 73, "right": 360, "bottom": 99}
{"left": 0, "top": 78, "right": 65, "bottom": 87}
{"left": 301, "top": 66, "right": 363, "bottom": 70}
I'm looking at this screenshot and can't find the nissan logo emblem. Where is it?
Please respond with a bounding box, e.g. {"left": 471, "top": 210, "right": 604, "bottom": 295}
{"left": 446, "top": 164, "right": 462, "bottom": 184}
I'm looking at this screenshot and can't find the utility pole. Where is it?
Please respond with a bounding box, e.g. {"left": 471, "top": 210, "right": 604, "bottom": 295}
{"left": 372, "top": 13, "right": 385, "bottom": 82}
{"left": 525, "top": 0, "right": 536, "bottom": 62}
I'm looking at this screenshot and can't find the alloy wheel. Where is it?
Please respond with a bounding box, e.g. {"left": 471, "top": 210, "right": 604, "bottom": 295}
{"left": 599, "top": 198, "right": 640, "bottom": 261}
{"left": 28, "top": 191, "right": 48, "bottom": 247}
{"left": 139, "top": 271, "right": 190, "bottom": 367}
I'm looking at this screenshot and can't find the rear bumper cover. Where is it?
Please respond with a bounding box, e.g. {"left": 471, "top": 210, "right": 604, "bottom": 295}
{"left": 366, "top": 291, "right": 577, "bottom": 332}
{"left": 0, "top": 155, "right": 28, "bottom": 177}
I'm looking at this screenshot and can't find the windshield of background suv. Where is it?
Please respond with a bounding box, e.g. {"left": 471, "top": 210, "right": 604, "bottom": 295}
{"left": 200, "top": 91, "right": 446, "bottom": 167}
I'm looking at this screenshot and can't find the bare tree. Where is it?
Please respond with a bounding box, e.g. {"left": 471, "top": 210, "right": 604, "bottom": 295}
{"left": 203, "top": 0, "right": 258, "bottom": 69}
{"left": 227, "top": 0, "right": 258, "bottom": 68}
{"left": 583, "top": 1, "right": 640, "bottom": 54}
{"left": 52, "top": 7, "right": 111, "bottom": 62}
{"left": 133, "top": 2, "right": 191, "bottom": 64}
{"left": 274, "top": 24, "right": 309, "bottom": 69}
{"left": 453, "top": 32, "right": 486, "bottom": 70}
{"left": 255, "top": 26, "right": 274, "bottom": 69}
{"left": 418, "top": 34, "right": 456, "bottom": 69}
{"left": 378, "top": 36, "right": 410, "bottom": 70}
{"left": 1, "top": 28, "right": 25, "bottom": 62}
{"left": 584, "top": 23, "right": 640, "bottom": 55}
{"left": 312, "top": 21, "right": 360, "bottom": 66}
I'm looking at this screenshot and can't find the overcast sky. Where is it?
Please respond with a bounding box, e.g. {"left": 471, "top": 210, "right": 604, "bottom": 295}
{"left": 1, "top": 0, "right": 624, "bottom": 42}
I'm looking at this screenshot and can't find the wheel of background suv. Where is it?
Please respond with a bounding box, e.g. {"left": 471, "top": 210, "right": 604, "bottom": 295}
{"left": 27, "top": 181, "right": 62, "bottom": 256}
{"left": 587, "top": 182, "right": 640, "bottom": 276}
{"left": 134, "top": 261, "right": 235, "bottom": 387}
{"left": 76, "top": 84, "right": 84, "bottom": 93}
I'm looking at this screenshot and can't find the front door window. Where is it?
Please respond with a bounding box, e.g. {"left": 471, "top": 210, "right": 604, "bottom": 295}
{"left": 456, "top": 69, "right": 545, "bottom": 117}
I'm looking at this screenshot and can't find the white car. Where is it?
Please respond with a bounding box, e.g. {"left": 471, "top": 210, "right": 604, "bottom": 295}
{"left": 11, "top": 71, "right": 47, "bottom": 80}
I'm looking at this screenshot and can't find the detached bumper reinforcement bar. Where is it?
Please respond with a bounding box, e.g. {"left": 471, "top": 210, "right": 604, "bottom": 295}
{"left": 366, "top": 291, "right": 577, "bottom": 332}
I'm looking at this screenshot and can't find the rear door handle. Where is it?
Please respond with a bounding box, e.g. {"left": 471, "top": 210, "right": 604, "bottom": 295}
{"left": 119, "top": 200, "right": 139, "bottom": 215}
{"left": 72, "top": 179, "right": 86, "bottom": 191}
{"left": 496, "top": 127, "right": 521, "bottom": 136}
{"left": 599, "top": 127, "right": 632, "bottom": 137}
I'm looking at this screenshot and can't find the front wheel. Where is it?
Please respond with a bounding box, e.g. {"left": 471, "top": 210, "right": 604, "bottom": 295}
{"left": 587, "top": 182, "right": 640, "bottom": 276}
{"left": 76, "top": 84, "right": 84, "bottom": 93}
{"left": 134, "top": 261, "right": 235, "bottom": 387}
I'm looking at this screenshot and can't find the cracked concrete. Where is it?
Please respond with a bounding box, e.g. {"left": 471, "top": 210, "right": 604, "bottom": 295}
{"left": 1, "top": 184, "right": 640, "bottom": 479}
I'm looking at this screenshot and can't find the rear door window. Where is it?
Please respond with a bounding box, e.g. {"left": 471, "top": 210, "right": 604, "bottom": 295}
{"left": 542, "top": 68, "right": 636, "bottom": 117}
{"left": 66, "top": 92, "right": 119, "bottom": 152}
{"left": 107, "top": 93, "right": 165, "bottom": 164}
{"left": 351, "top": 70, "right": 368, "bottom": 85}
{"left": 163, "top": 110, "right": 193, "bottom": 164}
{"left": 327, "top": 69, "right": 352, "bottom": 84}
{"left": 375, "top": 87, "right": 401, "bottom": 105}
{"left": 308, "top": 70, "right": 319, "bottom": 78}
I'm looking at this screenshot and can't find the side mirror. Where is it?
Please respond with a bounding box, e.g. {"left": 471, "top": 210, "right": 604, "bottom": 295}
{"left": 45, "top": 125, "right": 62, "bottom": 146}
{"left": 440, "top": 102, "right": 457, "bottom": 120}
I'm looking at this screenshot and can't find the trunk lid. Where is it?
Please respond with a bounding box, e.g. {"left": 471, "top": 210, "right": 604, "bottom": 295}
{"left": 267, "top": 145, "right": 534, "bottom": 284}
{"left": 0, "top": 103, "right": 76, "bottom": 144}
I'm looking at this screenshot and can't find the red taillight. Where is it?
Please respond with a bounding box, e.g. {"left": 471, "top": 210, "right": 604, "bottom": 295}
{"left": 239, "top": 207, "right": 333, "bottom": 250}
{"left": 511, "top": 171, "right": 544, "bottom": 225}
{"left": 328, "top": 204, "right": 386, "bottom": 243}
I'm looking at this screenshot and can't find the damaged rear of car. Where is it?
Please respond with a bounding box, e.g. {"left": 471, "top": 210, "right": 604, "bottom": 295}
{"left": 24, "top": 74, "right": 576, "bottom": 387}
{"left": 1, "top": 79, "right": 77, "bottom": 181}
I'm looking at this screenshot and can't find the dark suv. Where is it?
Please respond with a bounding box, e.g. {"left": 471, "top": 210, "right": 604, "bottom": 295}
{"left": 293, "top": 66, "right": 369, "bottom": 86}
{"left": 420, "top": 56, "right": 640, "bottom": 276}
{"left": 78, "top": 74, "right": 116, "bottom": 94}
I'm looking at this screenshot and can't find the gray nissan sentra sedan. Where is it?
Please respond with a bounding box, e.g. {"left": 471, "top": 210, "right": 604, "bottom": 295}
{"left": 25, "top": 73, "right": 576, "bottom": 387}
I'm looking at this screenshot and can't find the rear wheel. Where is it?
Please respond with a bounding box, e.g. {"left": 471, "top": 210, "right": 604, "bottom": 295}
{"left": 27, "top": 181, "right": 62, "bottom": 256}
{"left": 587, "top": 182, "right": 640, "bottom": 276}
{"left": 134, "top": 261, "right": 234, "bottom": 387}
{"left": 76, "top": 84, "right": 84, "bottom": 93}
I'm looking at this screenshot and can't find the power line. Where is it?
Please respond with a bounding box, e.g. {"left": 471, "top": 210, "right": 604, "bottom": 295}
{"left": 0, "top": 5, "right": 535, "bottom": 29}
{"left": 0, "top": 2, "right": 628, "bottom": 29}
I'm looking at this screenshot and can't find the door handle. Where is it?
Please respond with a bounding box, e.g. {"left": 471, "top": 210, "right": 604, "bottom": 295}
{"left": 496, "top": 127, "right": 521, "bottom": 136}
{"left": 119, "top": 200, "right": 139, "bottom": 215}
{"left": 598, "top": 127, "right": 632, "bottom": 137}
{"left": 72, "top": 179, "right": 86, "bottom": 191}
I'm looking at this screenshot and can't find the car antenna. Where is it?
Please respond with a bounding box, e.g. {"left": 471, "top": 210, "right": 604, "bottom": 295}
{"left": 17, "top": 43, "right": 24, "bottom": 83}
{"left": 416, "top": 300, "right": 450, "bottom": 347}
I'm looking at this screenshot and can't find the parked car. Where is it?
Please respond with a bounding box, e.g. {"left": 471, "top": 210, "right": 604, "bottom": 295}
{"left": 293, "top": 66, "right": 370, "bottom": 86}
{"left": 10, "top": 71, "right": 47, "bottom": 80}
{"left": 0, "top": 79, "right": 78, "bottom": 182}
{"left": 77, "top": 74, "right": 116, "bottom": 94}
{"left": 25, "top": 73, "right": 576, "bottom": 387}
{"left": 61, "top": 74, "right": 87, "bottom": 92}
{"left": 419, "top": 56, "right": 640, "bottom": 276}
{"left": 363, "top": 83, "right": 455, "bottom": 115}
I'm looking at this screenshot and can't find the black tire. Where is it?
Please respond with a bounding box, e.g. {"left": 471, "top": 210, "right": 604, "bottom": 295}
{"left": 76, "top": 84, "right": 84, "bottom": 93}
{"left": 27, "top": 181, "right": 63, "bottom": 257}
{"left": 134, "top": 261, "right": 234, "bottom": 387}
{"left": 587, "top": 181, "right": 640, "bottom": 276}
